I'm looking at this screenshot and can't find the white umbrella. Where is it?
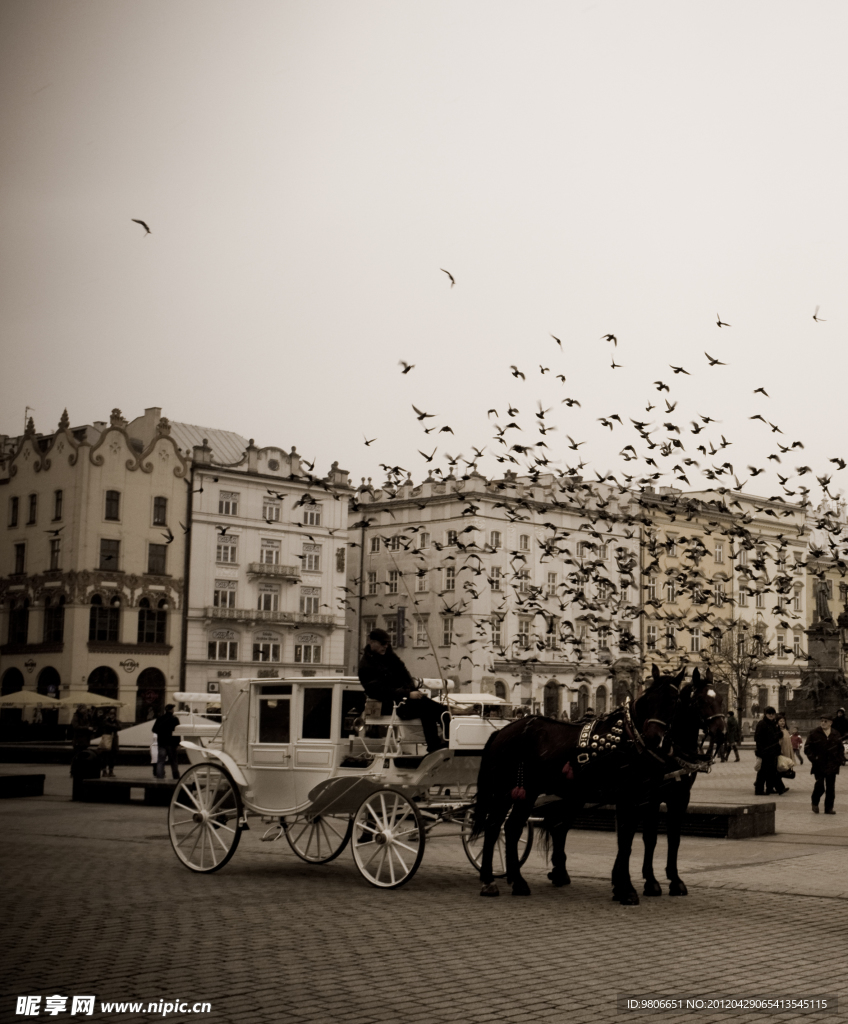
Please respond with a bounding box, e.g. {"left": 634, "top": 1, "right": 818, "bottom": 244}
{"left": 0, "top": 689, "right": 63, "bottom": 709}
{"left": 60, "top": 690, "right": 125, "bottom": 708}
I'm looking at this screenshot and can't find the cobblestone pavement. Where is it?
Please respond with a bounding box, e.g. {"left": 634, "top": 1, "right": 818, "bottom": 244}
{"left": 1, "top": 758, "right": 845, "bottom": 1024}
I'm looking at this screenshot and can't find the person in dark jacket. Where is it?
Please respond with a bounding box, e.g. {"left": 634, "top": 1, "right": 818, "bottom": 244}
{"left": 754, "top": 706, "right": 787, "bottom": 796}
{"left": 358, "top": 629, "right": 448, "bottom": 753}
{"left": 831, "top": 708, "right": 848, "bottom": 738}
{"left": 721, "top": 710, "right": 742, "bottom": 762}
{"left": 805, "top": 715, "right": 846, "bottom": 814}
{"left": 152, "top": 704, "right": 181, "bottom": 780}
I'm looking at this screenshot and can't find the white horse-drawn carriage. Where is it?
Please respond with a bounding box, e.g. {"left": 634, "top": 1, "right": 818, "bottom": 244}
{"left": 168, "top": 676, "right": 532, "bottom": 887}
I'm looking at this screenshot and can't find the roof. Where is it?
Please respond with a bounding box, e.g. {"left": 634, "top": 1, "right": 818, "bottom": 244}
{"left": 168, "top": 421, "right": 248, "bottom": 465}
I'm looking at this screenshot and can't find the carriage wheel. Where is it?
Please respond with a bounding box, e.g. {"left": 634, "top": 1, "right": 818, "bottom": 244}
{"left": 168, "top": 763, "right": 243, "bottom": 873}
{"left": 460, "top": 808, "right": 534, "bottom": 877}
{"left": 284, "top": 812, "right": 353, "bottom": 864}
{"left": 352, "top": 788, "right": 425, "bottom": 889}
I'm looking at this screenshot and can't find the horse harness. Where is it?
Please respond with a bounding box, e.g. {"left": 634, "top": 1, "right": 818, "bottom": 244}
{"left": 575, "top": 712, "right": 627, "bottom": 765}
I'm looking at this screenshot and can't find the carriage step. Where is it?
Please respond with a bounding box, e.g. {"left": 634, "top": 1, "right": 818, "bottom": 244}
{"left": 72, "top": 777, "right": 177, "bottom": 806}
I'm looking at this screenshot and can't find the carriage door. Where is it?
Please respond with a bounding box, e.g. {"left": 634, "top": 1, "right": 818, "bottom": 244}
{"left": 293, "top": 685, "right": 336, "bottom": 807}
{"left": 248, "top": 684, "right": 297, "bottom": 813}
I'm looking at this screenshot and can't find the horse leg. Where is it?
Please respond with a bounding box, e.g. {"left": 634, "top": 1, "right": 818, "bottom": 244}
{"left": 611, "top": 798, "right": 640, "bottom": 905}
{"left": 478, "top": 799, "right": 509, "bottom": 897}
{"left": 547, "top": 806, "right": 572, "bottom": 887}
{"left": 640, "top": 796, "right": 662, "bottom": 897}
{"left": 665, "top": 786, "right": 690, "bottom": 896}
{"left": 504, "top": 799, "right": 534, "bottom": 896}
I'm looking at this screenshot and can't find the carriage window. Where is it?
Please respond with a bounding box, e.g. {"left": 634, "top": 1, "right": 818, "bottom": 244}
{"left": 258, "top": 685, "right": 292, "bottom": 744}
{"left": 302, "top": 687, "right": 333, "bottom": 739}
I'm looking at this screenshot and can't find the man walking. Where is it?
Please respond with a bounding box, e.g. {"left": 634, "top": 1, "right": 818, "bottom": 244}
{"left": 152, "top": 704, "right": 181, "bottom": 780}
{"left": 805, "top": 715, "right": 846, "bottom": 814}
{"left": 754, "top": 706, "right": 787, "bottom": 796}
{"left": 721, "top": 710, "right": 741, "bottom": 762}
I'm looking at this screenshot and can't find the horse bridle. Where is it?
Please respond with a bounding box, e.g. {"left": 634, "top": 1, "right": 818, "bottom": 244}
{"left": 623, "top": 697, "right": 668, "bottom": 766}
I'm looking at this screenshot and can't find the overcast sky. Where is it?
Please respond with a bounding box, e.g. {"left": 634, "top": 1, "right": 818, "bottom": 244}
{"left": 2, "top": 1, "right": 846, "bottom": 503}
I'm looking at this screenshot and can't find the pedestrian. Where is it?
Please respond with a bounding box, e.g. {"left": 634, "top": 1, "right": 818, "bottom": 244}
{"left": 152, "top": 704, "right": 181, "bottom": 780}
{"left": 831, "top": 708, "right": 848, "bottom": 739}
{"left": 754, "top": 706, "right": 787, "bottom": 796}
{"left": 98, "top": 709, "right": 120, "bottom": 777}
{"left": 70, "top": 705, "right": 93, "bottom": 753}
{"left": 721, "top": 710, "right": 741, "bottom": 762}
{"left": 776, "top": 713, "right": 797, "bottom": 778}
{"left": 790, "top": 727, "right": 804, "bottom": 765}
{"left": 804, "top": 715, "right": 846, "bottom": 814}
{"left": 358, "top": 629, "right": 448, "bottom": 754}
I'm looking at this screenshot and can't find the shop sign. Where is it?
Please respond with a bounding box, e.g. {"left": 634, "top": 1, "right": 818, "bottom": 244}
{"left": 120, "top": 658, "right": 139, "bottom": 674}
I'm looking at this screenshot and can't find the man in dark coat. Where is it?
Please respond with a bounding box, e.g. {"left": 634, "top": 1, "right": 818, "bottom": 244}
{"left": 152, "top": 704, "right": 181, "bottom": 780}
{"left": 721, "top": 710, "right": 742, "bottom": 762}
{"left": 754, "top": 706, "right": 787, "bottom": 796}
{"left": 358, "top": 629, "right": 448, "bottom": 753}
{"left": 805, "top": 715, "right": 846, "bottom": 814}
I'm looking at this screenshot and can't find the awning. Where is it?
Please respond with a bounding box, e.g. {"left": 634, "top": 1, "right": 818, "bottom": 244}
{"left": 0, "top": 689, "right": 64, "bottom": 709}
{"left": 60, "top": 690, "right": 126, "bottom": 708}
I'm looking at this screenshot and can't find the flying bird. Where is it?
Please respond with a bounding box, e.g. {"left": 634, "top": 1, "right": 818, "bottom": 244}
{"left": 551, "top": 334, "right": 563, "bottom": 348}
{"left": 610, "top": 358, "right": 622, "bottom": 369}
{"left": 704, "top": 352, "right": 726, "bottom": 366}
{"left": 813, "top": 306, "right": 826, "bottom": 322}
{"left": 44, "top": 526, "right": 64, "bottom": 537}
{"left": 716, "top": 314, "right": 731, "bottom": 327}
{"left": 418, "top": 448, "right": 437, "bottom": 462}
{"left": 753, "top": 387, "right": 769, "bottom": 397}
{"left": 412, "top": 405, "right": 436, "bottom": 420}
{"left": 161, "top": 527, "right": 175, "bottom": 544}
{"left": 510, "top": 365, "right": 526, "bottom": 380}
{"left": 364, "top": 436, "right": 377, "bottom": 446}
{"left": 653, "top": 381, "right": 670, "bottom": 392}
{"left": 601, "top": 334, "right": 617, "bottom": 346}
{"left": 131, "top": 219, "right": 151, "bottom": 234}
{"left": 670, "top": 365, "right": 690, "bottom": 375}
{"left": 399, "top": 361, "right": 415, "bottom": 374}
{"left": 440, "top": 268, "right": 455, "bottom": 287}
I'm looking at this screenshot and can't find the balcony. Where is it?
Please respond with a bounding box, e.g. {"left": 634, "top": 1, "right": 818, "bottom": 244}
{"left": 247, "top": 562, "right": 301, "bottom": 581}
{"left": 204, "top": 608, "right": 337, "bottom": 627}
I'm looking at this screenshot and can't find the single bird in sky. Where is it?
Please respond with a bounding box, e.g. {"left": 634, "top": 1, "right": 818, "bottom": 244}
{"left": 399, "top": 361, "right": 415, "bottom": 374}
{"left": 510, "top": 365, "right": 526, "bottom": 380}
{"left": 363, "top": 436, "right": 377, "bottom": 446}
{"left": 670, "top": 365, "right": 690, "bottom": 375}
{"left": 551, "top": 334, "right": 563, "bottom": 348}
{"left": 412, "top": 404, "right": 436, "bottom": 420}
{"left": 813, "top": 306, "right": 826, "bottom": 322}
{"left": 753, "top": 387, "right": 769, "bottom": 397}
{"left": 440, "top": 268, "right": 455, "bottom": 287}
{"left": 716, "top": 314, "right": 731, "bottom": 327}
{"left": 131, "top": 219, "right": 151, "bottom": 235}
{"left": 704, "top": 351, "right": 726, "bottom": 366}
{"left": 601, "top": 333, "right": 617, "bottom": 346}
{"left": 610, "top": 358, "right": 622, "bottom": 369}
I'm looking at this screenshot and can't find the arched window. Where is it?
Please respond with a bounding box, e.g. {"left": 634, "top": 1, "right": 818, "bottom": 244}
{"left": 88, "top": 666, "right": 118, "bottom": 701}
{"left": 544, "top": 681, "right": 559, "bottom": 718}
{"left": 138, "top": 598, "right": 167, "bottom": 644}
{"left": 43, "top": 595, "right": 65, "bottom": 643}
{"left": 595, "top": 684, "right": 608, "bottom": 715}
{"left": 89, "top": 594, "right": 120, "bottom": 642}
{"left": 494, "top": 680, "right": 508, "bottom": 701}
{"left": 8, "top": 599, "right": 29, "bottom": 645}
{"left": 578, "top": 684, "right": 590, "bottom": 717}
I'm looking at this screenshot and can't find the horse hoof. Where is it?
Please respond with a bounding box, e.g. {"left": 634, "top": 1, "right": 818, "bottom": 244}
{"left": 668, "top": 881, "right": 688, "bottom": 896}
{"left": 614, "top": 890, "right": 640, "bottom": 906}
{"left": 511, "top": 879, "right": 532, "bottom": 897}
{"left": 548, "top": 869, "right": 571, "bottom": 887}
{"left": 643, "top": 880, "right": 662, "bottom": 897}
{"left": 480, "top": 883, "right": 500, "bottom": 897}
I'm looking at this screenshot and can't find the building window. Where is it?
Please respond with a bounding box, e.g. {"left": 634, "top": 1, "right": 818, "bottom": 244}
{"left": 303, "top": 544, "right": 321, "bottom": 571}
{"left": 598, "top": 544, "right": 608, "bottom": 561}
{"left": 646, "top": 625, "right": 657, "bottom": 651}
{"left": 755, "top": 591, "right": 764, "bottom": 609}
{"left": 597, "top": 581, "right": 612, "bottom": 603}
{"left": 646, "top": 576, "right": 656, "bottom": 601}
{"left": 491, "top": 531, "right": 501, "bottom": 549}
{"left": 545, "top": 621, "right": 559, "bottom": 650}
{"left": 300, "top": 587, "right": 320, "bottom": 614}
{"left": 776, "top": 633, "right": 786, "bottom": 657}
{"left": 258, "top": 586, "right": 280, "bottom": 611}
{"left": 418, "top": 532, "right": 430, "bottom": 550}
{"left": 208, "top": 640, "right": 238, "bottom": 660}
{"left": 414, "top": 617, "right": 429, "bottom": 647}
{"left": 9, "top": 496, "right": 19, "bottom": 528}
{"left": 89, "top": 595, "right": 120, "bottom": 642}
{"left": 219, "top": 492, "right": 239, "bottom": 516}
{"left": 714, "top": 582, "right": 725, "bottom": 607}
{"left": 546, "top": 572, "right": 557, "bottom": 597}
{"left": 303, "top": 508, "right": 322, "bottom": 526}
{"left": 737, "top": 547, "right": 748, "bottom": 566}
{"left": 262, "top": 501, "right": 280, "bottom": 522}
{"left": 441, "top": 616, "right": 453, "bottom": 647}
{"left": 367, "top": 571, "right": 378, "bottom": 595}
{"left": 14, "top": 542, "right": 25, "bottom": 575}
{"left": 385, "top": 618, "right": 398, "bottom": 647}
{"left": 793, "top": 634, "right": 801, "bottom": 658}
{"left": 516, "top": 618, "right": 531, "bottom": 648}
{"left": 491, "top": 617, "right": 503, "bottom": 648}
{"left": 490, "top": 567, "right": 502, "bottom": 591}
{"left": 387, "top": 570, "right": 399, "bottom": 594}
{"left": 714, "top": 542, "right": 724, "bottom": 563}
{"left": 665, "top": 625, "right": 676, "bottom": 651}
{"left": 214, "top": 581, "right": 237, "bottom": 608}
{"left": 260, "top": 539, "right": 280, "bottom": 565}
{"left": 27, "top": 493, "right": 37, "bottom": 525}
{"left": 216, "top": 538, "right": 238, "bottom": 563}
{"left": 388, "top": 535, "right": 401, "bottom": 551}
{"left": 519, "top": 534, "right": 530, "bottom": 550}
{"left": 517, "top": 570, "right": 530, "bottom": 593}
{"left": 53, "top": 490, "right": 63, "bottom": 521}
{"left": 793, "top": 591, "right": 801, "bottom": 611}
{"left": 43, "top": 596, "right": 65, "bottom": 643}
{"left": 739, "top": 588, "right": 748, "bottom": 607}
{"left": 370, "top": 536, "right": 380, "bottom": 553}
{"left": 446, "top": 530, "right": 457, "bottom": 546}
{"left": 104, "top": 491, "right": 120, "bottom": 521}
{"left": 253, "top": 642, "right": 280, "bottom": 662}
{"left": 99, "top": 539, "right": 120, "bottom": 570}
{"left": 690, "top": 628, "right": 701, "bottom": 653}
{"left": 8, "top": 599, "right": 29, "bottom": 644}
{"left": 49, "top": 538, "right": 61, "bottom": 571}
{"left": 598, "top": 626, "right": 610, "bottom": 650}
{"left": 665, "top": 580, "right": 676, "bottom": 603}
{"left": 137, "top": 598, "right": 167, "bottom": 644}
{"left": 336, "top": 548, "right": 345, "bottom": 572}
{"left": 414, "top": 571, "right": 428, "bottom": 593}
{"left": 294, "top": 643, "right": 321, "bottom": 663}
{"left": 147, "top": 543, "right": 167, "bottom": 575}
{"left": 153, "top": 497, "right": 167, "bottom": 526}
{"left": 444, "top": 567, "right": 456, "bottom": 592}
{"left": 666, "top": 537, "right": 677, "bottom": 557}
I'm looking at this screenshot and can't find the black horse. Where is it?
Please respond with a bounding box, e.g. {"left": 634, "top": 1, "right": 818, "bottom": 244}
{"left": 471, "top": 666, "right": 725, "bottom": 902}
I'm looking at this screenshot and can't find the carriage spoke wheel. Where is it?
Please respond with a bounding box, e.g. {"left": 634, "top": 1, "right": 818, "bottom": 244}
{"left": 169, "top": 763, "right": 243, "bottom": 873}
{"left": 352, "top": 789, "right": 425, "bottom": 889}
{"left": 284, "top": 812, "right": 353, "bottom": 864}
{"left": 461, "top": 808, "right": 534, "bottom": 878}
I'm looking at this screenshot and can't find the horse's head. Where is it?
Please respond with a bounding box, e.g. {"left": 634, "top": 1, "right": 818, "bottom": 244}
{"left": 674, "top": 667, "right": 726, "bottom": 755}
{"left": 632, "top": 663, "right": 685, "bottom": 752}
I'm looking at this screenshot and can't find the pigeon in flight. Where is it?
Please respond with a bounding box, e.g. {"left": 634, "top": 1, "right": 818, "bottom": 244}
{"left": 131, "top": 219, "right": 151, "bottom": 235}
{"left": 440, "top": 268, "right": 455, "bottom": 287}
{"left": 716, "top": 314, "right": 731, "bottom": 327}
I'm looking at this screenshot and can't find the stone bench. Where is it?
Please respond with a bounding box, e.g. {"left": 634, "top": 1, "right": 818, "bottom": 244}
{"left": 0, "top": 773, "right": 45, "bottom": 798}
{"left": 72, "top": 777, "right": 177, "bottom": 807}
{"left": 565, "top": 801, "right": 775, "bottom": 839}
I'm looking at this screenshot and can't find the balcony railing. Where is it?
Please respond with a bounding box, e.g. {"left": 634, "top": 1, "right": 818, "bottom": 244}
{"left": 205, "top": 607, "right": 336, "bottom": 626}
{"left": 247, "top": 562, "right": 301, "bottom": 580}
